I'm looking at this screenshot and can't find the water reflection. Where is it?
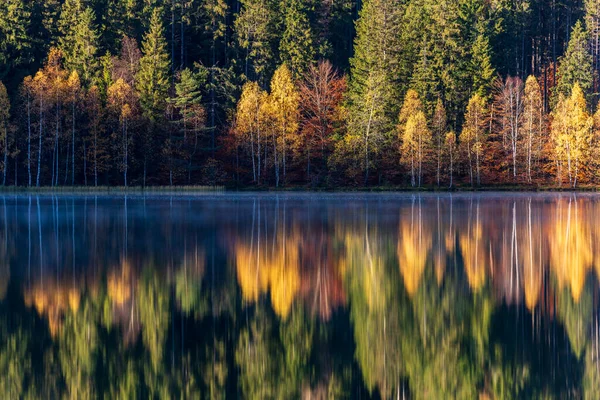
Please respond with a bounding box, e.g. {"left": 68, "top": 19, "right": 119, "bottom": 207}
{"left": 2, "top": 193, "right": 600, "bottom": 397}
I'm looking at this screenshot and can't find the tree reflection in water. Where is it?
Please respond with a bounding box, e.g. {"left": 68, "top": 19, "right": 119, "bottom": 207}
{"left": 1, "top": 193, "right": 600, "bottom": 398}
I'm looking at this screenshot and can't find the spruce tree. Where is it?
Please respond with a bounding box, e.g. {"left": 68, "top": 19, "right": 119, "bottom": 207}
{"left": 555, "top": 21, "right": 594, "bottom": 103}
{"left": 59, "top": 6, "right": 100, "bottom": 86}
{"left": 279, "top": 0, "right": 315, "bottom": 80}
{"left": 346, "top": 0, "right": 403, "bottom": 184}
{"left": 0, "top": 0, "right": 33, "bottom": 81}
{"left": 470, "top": 30, "right": 496, "bottom": 100}
{"left": 0, "top": 81, "right": 9, "bottom": 185}
{"left": 234, "top": 0, "right": 279, "bottom": 85}
{"left": 137, "top": 8, "right": 171, "bottom": 122}
{"left": 136, "top": 7, "right": 171, "bottom": 185}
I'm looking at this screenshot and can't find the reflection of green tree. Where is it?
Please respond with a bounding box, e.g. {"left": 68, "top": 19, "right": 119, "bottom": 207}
{"left": 405, "top": 266, "right": 491, "bottom": 399}
{"left": 0, "top": 328, "right": 31, "bottom": 398}
{"left": 557, "top": 282, "right": 592, "bottom": 359}
{"left": 235, "top": 304, "right": 314, "bottom": 399}
{"left": 175, "top": 264, "right": 208, "bottom": 319}
{"left": 59, "top": 299, "right": 98, "bottom": 399}
{"left": 138, "top": 268, "right": 170, "bottom": 373}
{"left": 488, "top": 344, "right": 530, "bottom": 400}
{"left": 202, "top": 339, "right": 228, "bottom": 399}
{"left": 108, "top": 360, "right": 140, "bottom": 400}
{"left": 583, "top": 336, "right": 600, "bottom": 399}
{"left": 343, "top": 226, "right": 406, "bottom": 398}
{"left": 236, "top": 306, "right": 282, "bottom": 399}
{"left": 279, "top": 305, "right": 314, "bottom": 397}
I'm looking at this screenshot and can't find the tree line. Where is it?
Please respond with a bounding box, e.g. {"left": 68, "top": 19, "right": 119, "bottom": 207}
{"left": 1, "top": 0, "right": 600, "bottom": 187}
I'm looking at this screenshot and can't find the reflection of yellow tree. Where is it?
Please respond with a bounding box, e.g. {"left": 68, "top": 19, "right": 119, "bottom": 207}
{"left": 549, "top": 197, "right": 593, "bottom": 302}
{"left": 460, "top": 202, "right": 487, "bottom": 292}
{"left": 398, "top": 200, "right": 431, "bottom": 297}
{"left": 235, "top": 228, "right": 300, "bottom": 319}
{"left": 107, "top": 259, "right": 134, "bottom": 306}
{"left": 522, "top": 200, "right": 544, "bottom": 311}
{"left": 24, "top": 279, "right": 81, "bottom": 337}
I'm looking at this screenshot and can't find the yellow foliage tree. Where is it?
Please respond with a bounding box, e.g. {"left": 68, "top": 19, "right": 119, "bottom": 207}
{"left": 233, "top": 81, "right": 269, "bottom": 184}
{"left": 400, "top": 111, "right": 431, "bottom": 187}
{"left": 551, "top": 83, "right": 593, "bottom": 188}
{"left": 459, "top": 94, "right": 487, "bottom": 186}
{"left": 266, "top": 64, "right": 300, "bottom": 187}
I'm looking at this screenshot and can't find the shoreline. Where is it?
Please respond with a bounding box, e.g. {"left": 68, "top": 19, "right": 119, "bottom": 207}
{"left": 0, "top": 184, "right": 598, "bottom": 194}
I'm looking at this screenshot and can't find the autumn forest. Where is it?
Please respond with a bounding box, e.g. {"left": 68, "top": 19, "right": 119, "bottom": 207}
{"left": 1, "top": 0, "right": 600, "bottom": 187}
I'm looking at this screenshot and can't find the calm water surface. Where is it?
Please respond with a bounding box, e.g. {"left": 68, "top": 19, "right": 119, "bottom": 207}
{"left": 1, "top": 192, "right": 600, "bottom": 398}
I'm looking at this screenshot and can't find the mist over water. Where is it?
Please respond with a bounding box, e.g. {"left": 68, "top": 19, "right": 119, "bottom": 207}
{"left": 1, "top": 193, "right": 599, "bottom": 398}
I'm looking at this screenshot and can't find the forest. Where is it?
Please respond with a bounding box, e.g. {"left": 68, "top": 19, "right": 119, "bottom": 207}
{"left": 0, "top": 0, "right": 599, "bottom": 188}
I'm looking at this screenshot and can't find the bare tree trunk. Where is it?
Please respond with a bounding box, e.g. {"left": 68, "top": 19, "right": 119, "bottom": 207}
{"left": 27, "top": 94, "right": 32, "bottom": 187}
{"left": 36, "top": 95, "right": 43, "bottom": 188}
{"left": 72, "top": 101, "right": 75, "bottom": 185}
{"left": 2, "top": 126, "right": 7, "bottom": 186}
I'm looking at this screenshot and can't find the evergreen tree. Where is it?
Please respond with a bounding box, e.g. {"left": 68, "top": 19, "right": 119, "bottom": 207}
{"left": 234, "top": 0, "right": 279, "bottom": 85}
{"left": 59, "top": 6, "right": 100, "bottom": 86}
{"left": 136, "top": 7, "right": 171, "bottom": 185}
{"left": 555, "top": 21, "right": 594, "bottom": 102}
{"left": 0, "top": 0, "right": 33, "bottom": 81}
{"left": 171, "top": 68, "right": 207, "bottom": 183}
{"left": 279, "top": 0, "right": 315, "bottom": 80}
{"left": 0, "top": 82, "right": 9, "bottom": 185}
{"left": 345, "top": 0, "right": 403, "bottom": 184}
{"left": 470, "top": 30, "right": 496, "bottom": 100}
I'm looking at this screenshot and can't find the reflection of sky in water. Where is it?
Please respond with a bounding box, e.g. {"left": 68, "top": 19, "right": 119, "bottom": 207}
{"left": 1, "top": 193, "right": 600, "bottom": 398}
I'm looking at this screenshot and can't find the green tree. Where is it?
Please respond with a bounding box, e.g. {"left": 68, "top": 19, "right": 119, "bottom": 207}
{"left": 279, "top": 0, "right": 315, "bottom": 80}
{"left": 136, "top": 7, "right": 171, "bottom": 185}
{"left": 0, "top": 0, "right": 33, "bottom": 81}
{"left": 470, "top": 29, "right": 496, "bottom": 99}
{"left": 138, "top": 268, "right": 169, "bottom": 374}
{"left": 59, "top": 6, "right": 100, "bottom": 86}
{"left": 0, "top": 82, "right": 10, "bottom": 185}
{"left": 171, "top": 68, "right": 207, "bottom": 183}
{"left": 234, "top": 0, "right": 279, "bottom": 84}
{"left": 555, "top": 21, "right": 594, "bottom": 103}
{"left": 345, "top": 0, "right": 403, "bottom": 184}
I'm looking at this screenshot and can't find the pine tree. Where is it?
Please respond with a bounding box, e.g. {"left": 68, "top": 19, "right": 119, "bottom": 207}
{"left": 0, "top": 82, "right": 9, "bottom": 185}
{"left": 0, "top": 0, "right": 33, "bottom": 81}
{"left": 279, "top": 0, "right": 315, "bottom": 80}
{"left": 59, "top": 7, "right": 100, "bottom": 86}
{"left": 199, "top": 0, "right": 228, "bottom": 155}
{"left": 555, "top": 21, "right": 594, "bottom": 103}
{"left": 136, "top": 7, "right": 171, "bottom": 185}
{"left": 171, "top": 68, "right": 206, "bottom": 183}
{"left": 234, "top": 0, "right": 279, "bottom": 85}
{"left": 471, "top": 30, "right": 496, "bottom": 100}
{"left": 346, "top": 0, "right": 403, "bottom": 184}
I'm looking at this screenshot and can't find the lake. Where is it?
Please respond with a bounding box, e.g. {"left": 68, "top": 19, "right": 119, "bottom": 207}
{"left": 1, "top": 192, "right": 599, "bottom": 398}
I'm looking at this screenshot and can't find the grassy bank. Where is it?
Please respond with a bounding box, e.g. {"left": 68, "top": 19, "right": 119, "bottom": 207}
{"left": 0, "top": 184, "right": 598, "bottom": 193}
{"left": 0, "top": 185, "right": 226, "bottom": 194}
